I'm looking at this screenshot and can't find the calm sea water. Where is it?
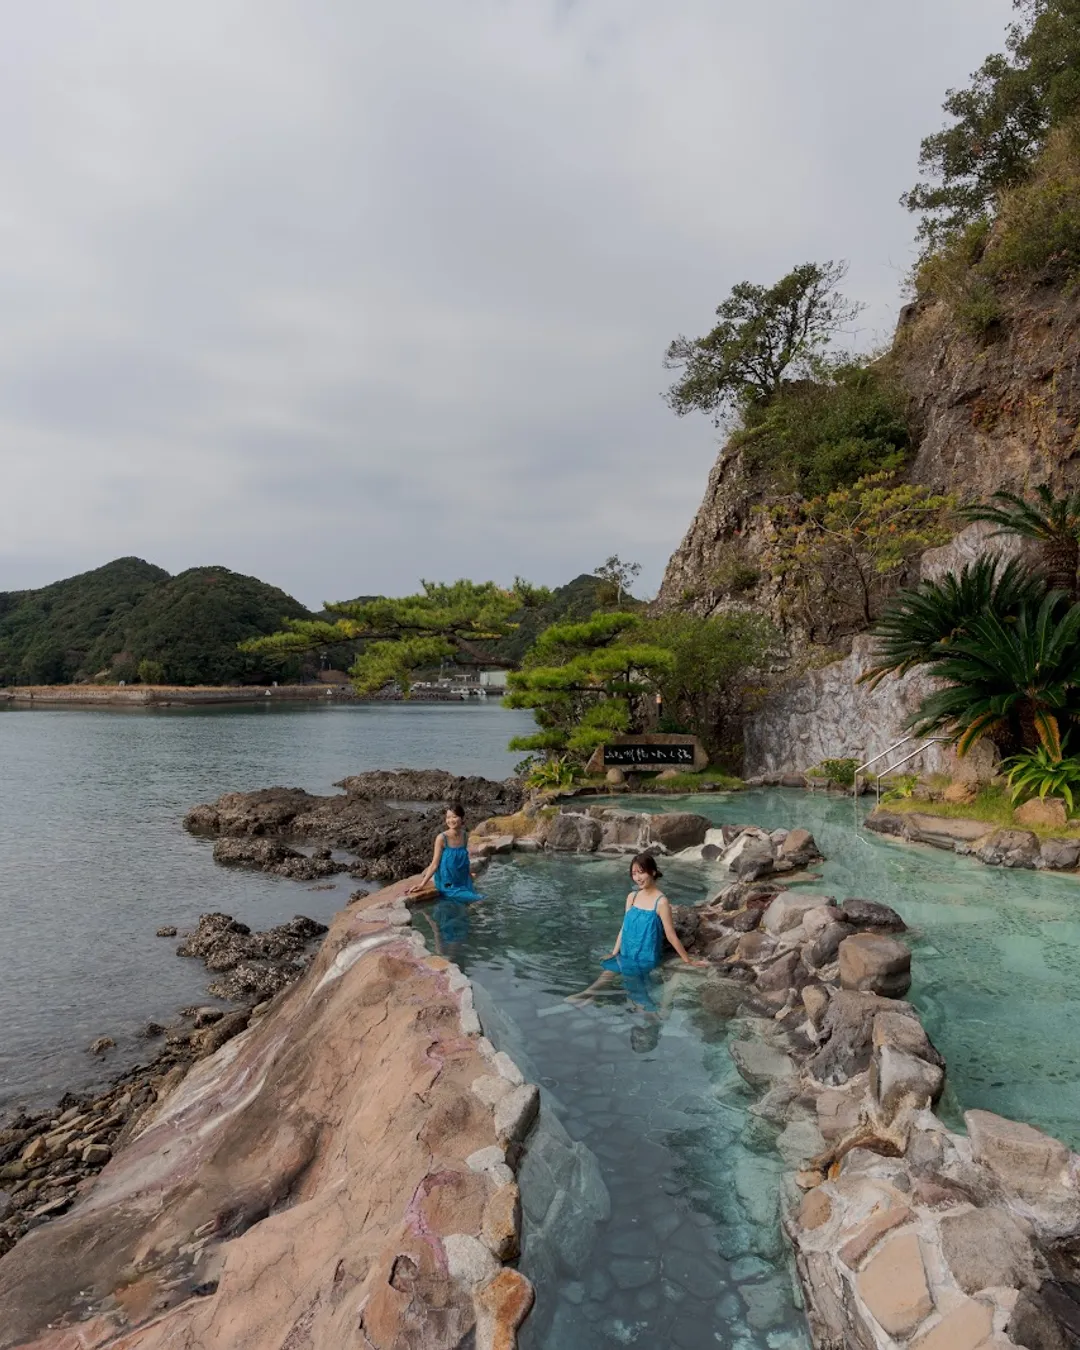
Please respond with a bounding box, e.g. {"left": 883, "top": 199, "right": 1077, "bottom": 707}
{"left": 0, "top": 701, "right": 531, "bottom": 1112}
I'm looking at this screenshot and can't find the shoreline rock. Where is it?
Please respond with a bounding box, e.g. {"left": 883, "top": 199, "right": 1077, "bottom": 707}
{"left": 866, "top": 807, "right": 1080, "bottom": 874}
{"left": 186, "top": 771, "right": 523, "bottom": 883}
{"left": 0, "top": 883, "right": 538, "bottom": 1350}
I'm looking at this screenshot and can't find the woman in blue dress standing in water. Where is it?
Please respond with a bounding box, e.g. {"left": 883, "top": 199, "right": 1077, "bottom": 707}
{"left": 405, "top": 801, "right": 482, "bottom": 903}
{"left": 569, "top": 853, "right": 707, "bottom": 1010}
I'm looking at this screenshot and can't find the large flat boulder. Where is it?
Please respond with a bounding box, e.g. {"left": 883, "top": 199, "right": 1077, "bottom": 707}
{"left": 939, "top": 1206, "right": 1040, "bottom": 1294}
{"left": 644, "top": 812, "right": 710, "bottom": 853}
{"left": 839, "top": 933, "right": 912, "bottom": 998}
{"left": 965, "top": 1110, "right": 1071, "bottom": 1202}
{"left": 547, "top": 813, "right": 602, "bottom": 852}
{"left": 761, "top": 892, "right": 833, "bottom": 935}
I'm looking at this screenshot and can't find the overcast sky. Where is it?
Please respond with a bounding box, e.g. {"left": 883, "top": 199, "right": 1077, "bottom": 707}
{"left": 0, "top": 0, "right": 1016, "bottom": 606}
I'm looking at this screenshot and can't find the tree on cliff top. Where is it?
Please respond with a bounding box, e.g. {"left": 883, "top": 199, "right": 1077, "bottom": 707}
{"left": 663, "top": 261, "right": 864, "bottom": 424}
{"left": 241, "top": 579, "right": 551, "bottom": 694}
{"left": 903, "top": 0, "right": 1080, "bottom": 248}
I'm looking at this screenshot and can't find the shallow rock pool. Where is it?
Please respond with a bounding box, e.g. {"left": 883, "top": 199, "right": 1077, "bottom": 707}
{"left": 439, "top": 788, "right": 1080, "bottom": 1348}
{"left": 437, "top": 848, "right": 811, "bottom": 1349}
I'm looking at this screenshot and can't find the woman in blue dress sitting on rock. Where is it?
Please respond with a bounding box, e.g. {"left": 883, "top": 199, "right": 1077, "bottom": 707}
{"left": 405, "top": 801, "right": 482, "bottom": 903}
{"left": 569, "top": 853, "right": 707, "bottom": 1011}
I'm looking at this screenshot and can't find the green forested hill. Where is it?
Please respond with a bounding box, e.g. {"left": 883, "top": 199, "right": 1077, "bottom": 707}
{"left": 0, "top": 558, "right": 169, "bottom": 685}
{"left": 0, "top": 559, "right": 313, "bottom": 685}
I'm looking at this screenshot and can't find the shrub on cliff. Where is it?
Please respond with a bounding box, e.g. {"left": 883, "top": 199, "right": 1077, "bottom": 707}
{"left": 731, "top": 361, "right": 912, "bottom": 498}
{"left": 664, "top": 261, "right": 863, "bottom": 424}
{"left": 761, "top": 472, "right": 956, "bottom": 643}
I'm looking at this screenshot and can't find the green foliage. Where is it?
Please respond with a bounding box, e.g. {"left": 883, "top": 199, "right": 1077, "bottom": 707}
{"left": 0, "top": 558, "right": 308, "bottom": 687}
{"left": 137, "top": 658, "right": 166, "bottom": 685}
{"left": 981, "top": 130, "right": 1080, "bottom": 281}
{"left": 903, "top": 1, "right": 1080, "bottom": 249}
{"left": 523, "top": 755, "right": 576, "bottom": 791}
{"left": 488, "top": 574, "right": 637, "bottom": 666}
{"left": 762, "top": 472, "right": 956, "bottom": 641}
{"left": 961, "top": 482, "right": 1080, "bottom": 595}
{"left": 638, "top": 612, "right": 779, "bottom": 764}
{"left": 912, "top": 120, "right": 1080, "bottom": 327}
{"left": 505, "top": 611, "right": 674, "bottom": 762}
{"left": 864, "top": 556, "right": 1047, "bottom": 686}
{"left": 103, "top": 567, "right": 313, "bottom": 686}
{"left": 244, "top": 578, "right": 552, "bottom": 695}
{"left": 909, "top": 592, "right": 1080, "bottom": 755}
{"left": 820, "top": 757, "right": 859, "bottom": 787}
{"left": 664, "top": 262, "right": 863, "bottom": 422}
{"left": 0, "top": 557, "right": 168, "bottom": 685}
{"left": 881, "top": 773, "right": 920, "bottom": 804}
{"left": 732, "top": 361, "right": 912, "bottom": 497}
{"left": 1003, "top": 744, "right": 1080, "bottom": 811}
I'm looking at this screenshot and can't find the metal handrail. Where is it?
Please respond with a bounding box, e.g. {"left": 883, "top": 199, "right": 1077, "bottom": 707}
{"left": 854, "top": 735, "right": 917, "bottom": 777}
{"left": 866, "top": 737, "right": 950, "bottom": 800}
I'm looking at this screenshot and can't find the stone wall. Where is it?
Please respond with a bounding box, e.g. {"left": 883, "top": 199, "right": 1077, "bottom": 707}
{"left": 742, "top": 524, "right": 1022, "bottom": 783}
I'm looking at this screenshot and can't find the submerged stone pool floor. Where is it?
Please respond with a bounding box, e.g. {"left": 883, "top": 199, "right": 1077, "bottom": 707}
{"left": 428, "top": 789, "right": 1080, "bottom": 1348}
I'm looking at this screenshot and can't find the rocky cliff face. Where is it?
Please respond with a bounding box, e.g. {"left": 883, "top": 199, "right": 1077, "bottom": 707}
{"left": 659, "top": 284, "right": 1080, "bottom": 620}
{"left": 658, "top": 279, "right": 1080, "bottom": 775}
{"left": 742, "top": 524, "right": 1027, "bottom": 781}
{"left": 895, "top": 287, "right": 1080, "bottom": 498}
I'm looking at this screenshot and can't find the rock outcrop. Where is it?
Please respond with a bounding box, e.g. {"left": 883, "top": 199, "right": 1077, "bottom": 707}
{"left": 680, "top": 871, "right": 1080, "bottom": 1350}
{"left": 0, "top": 884, "right": 536, "bottom": 1350}
{"left": 333, "top": 769, "right": 523, "bottom": 818}
{"left": 184, "top": 772, "right": 522, "bottom": 884}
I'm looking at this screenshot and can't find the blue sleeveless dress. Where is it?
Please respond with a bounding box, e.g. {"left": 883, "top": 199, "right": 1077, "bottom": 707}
{"left": 602, "top": 891, "right": 665, "bottom": 1010}
{"left": 433, "top": 831, "right": 481, "bottom": 903}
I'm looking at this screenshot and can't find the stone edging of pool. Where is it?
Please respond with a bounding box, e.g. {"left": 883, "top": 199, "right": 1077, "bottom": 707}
{"left": 866, "top": 807, "right": 1080, "bottom": 874}
{"left": 0, "top": 883, "right": 537, "bottom": 1350}
{"left": 513, "top": 801, "right": 1080, "bottom": 1350}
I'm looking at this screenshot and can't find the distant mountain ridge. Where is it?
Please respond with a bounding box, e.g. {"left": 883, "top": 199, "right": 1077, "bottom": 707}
{"left": 0, "top": 562, "right": 628, "bottom": 688}
{"left": 0, "top": 558, "right": 312, "bottom": 686}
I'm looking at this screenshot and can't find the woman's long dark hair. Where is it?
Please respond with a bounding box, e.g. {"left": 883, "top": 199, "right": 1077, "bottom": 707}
{"left": 630, "top": 852, "right": 662, "bottom": 882}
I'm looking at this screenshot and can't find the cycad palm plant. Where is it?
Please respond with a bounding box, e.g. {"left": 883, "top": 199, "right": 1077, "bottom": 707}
{"left": 862, "top": 556, "right": 1045, "bottom": 688}
{"left": 909, "top": 592, "right": 1080, "bottom": 755}
{"left": 960, "top": 484, "right": 1080, "bottom": 597}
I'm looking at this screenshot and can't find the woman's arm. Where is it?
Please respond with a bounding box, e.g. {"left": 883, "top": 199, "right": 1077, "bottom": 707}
{"left": 658, "top": 897, "right": 708, "bottom": 966}
{"left": 603, "top": 895, "right": 634, "bottom": 959}
{"left": 406, "top": 835, "right": 444, "bottom": 895}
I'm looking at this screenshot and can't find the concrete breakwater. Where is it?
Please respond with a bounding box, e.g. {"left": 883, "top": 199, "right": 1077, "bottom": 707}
{"left": 0, "top": 884, "right": 537, "bottom": 1350}
{"left": 0, "top": 684, "right": 478, "bottom": 707}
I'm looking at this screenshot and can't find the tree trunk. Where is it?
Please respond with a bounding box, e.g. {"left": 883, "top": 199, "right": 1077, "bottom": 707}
{"left": 1041, "top": 536, "right": 1080, "bottom": 599}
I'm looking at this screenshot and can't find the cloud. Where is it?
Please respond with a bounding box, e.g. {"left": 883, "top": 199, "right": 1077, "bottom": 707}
{"left": 0, "top": 0, "right": 1016, "bottom": 604}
